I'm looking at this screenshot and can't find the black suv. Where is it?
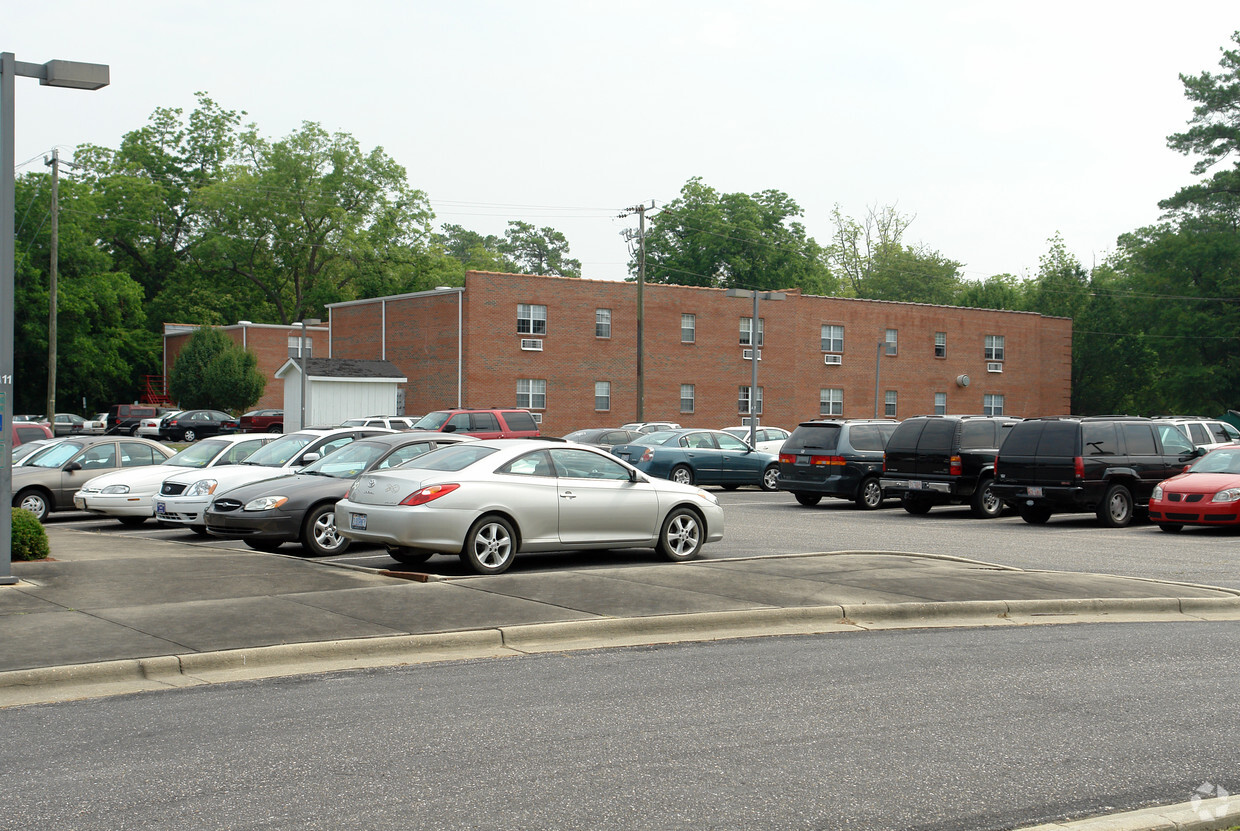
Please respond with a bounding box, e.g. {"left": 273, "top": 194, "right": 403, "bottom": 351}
{"left": 991, "top": 416, "right": 1203, "bottom": 527}
{"left": 776, "top": 419, "right": 899, "bottom": 508}
{"left": 880, "top": 415, "right": 1021, "bottom": 518}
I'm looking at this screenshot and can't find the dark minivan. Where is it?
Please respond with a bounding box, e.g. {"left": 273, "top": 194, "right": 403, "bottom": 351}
{"left": 881, "top": 415, "right": 1020, "bottom": 518}
{"left": 991, "top": 416, "right": 1203, "bottom": 527}
{"left": 777, "top": 419, "right": 899, "bottom": 508}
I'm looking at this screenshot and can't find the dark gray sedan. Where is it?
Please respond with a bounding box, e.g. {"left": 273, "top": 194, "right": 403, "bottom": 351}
{"left": 202, "top": 432, "right": 474, "bottom": 555}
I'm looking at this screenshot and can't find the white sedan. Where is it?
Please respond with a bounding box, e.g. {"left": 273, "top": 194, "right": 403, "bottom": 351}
{"left": 336, "top": 439, "right": 725, "bottom": 575}
{"left": 73, "top": 433, "right": 279, "bottom": 525}
{"left": 722, "top": 426, "right": 790, "bottom": 455}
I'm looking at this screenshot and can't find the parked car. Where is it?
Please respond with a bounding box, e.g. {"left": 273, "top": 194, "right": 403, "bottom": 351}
{"left": 722, "top": 425, "right": 790, "bottom": 455}
{"left": 1151, "top": 416, "right": 1240, "bottom": 451}
{"left": 340, "top": 415, "right": 418, "bottom": 430}
{"left": 611, "top": 428, "right": 780, "bottom": 491}
{"left": 204, "top": 432, "right": 474, "bottom": 555}
{"left": 336, "top": 439, "right": 725, "bottom": 574}
{"left": 991, "top": 416, "right": 1203, "bottom": 527}
{"left": 11, "top": 436, "right": 176, "bottom": 521}
{"left": 411, "top": 408, "right": 540, "bottom": 439}
{"left": 10, "top": 420, "right": 53, "bottom": 447}
{"left": 238, "top": 409, "right": 284, "bottom": 434}
{"left": 157, "top": 409, "right": 240, "bottom": 442}
{"left": 137, "top": 409, "right": 181, "bottom": 438}
{"left": 50, "top": 413, "right": 87, "bottom": 437}
{"left": 155, "top": 427, "right": 394, "bottom": 534}
{"left": 11, "top": 438, "right": 62, "bottom": 465}
{"left": 776, "top": 419, "right": 900, "bottom": 508}
{"left": 104, "top": 404, "right": 161, "bottom": 435}
{"left": 880, "top": 415, "right": 1021, "bottom": 518}
{"left": 621, "top": 421, "right": 682, "bottom": 434}
{"left": 1149, "top": 445, "right": 1240, "bottom": 532}
{"left": 80, "top": 413, "right": 108, "bottom": 435}
{"left": 73, "top": 433, "right": 280, "bottom": 526}
{"left": 561, "top": 428, "right": 646, "bottom": 453}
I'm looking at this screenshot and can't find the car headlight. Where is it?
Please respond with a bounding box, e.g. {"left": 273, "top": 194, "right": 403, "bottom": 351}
{"left": 695, "top": 489, "right": 718, "bottom": 504}
{"left": 185, "top": 479, "right": 218, "bottom": 497}
{"left": 1212, "top": 488, "right": 1240, "bottom": 503}
{"left": 1152, "top": 484, "right": 1163, "bottom": 500}
{"left": 101, "top": 484, "right": 131, "bottom": 495}
{"left": 244, "top": 495, "right": 289, "bottom": 511}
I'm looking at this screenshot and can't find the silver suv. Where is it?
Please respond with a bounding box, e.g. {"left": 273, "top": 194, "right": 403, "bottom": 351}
{"left": 1151, "top": 416, "right": 1240, "bottom": 451}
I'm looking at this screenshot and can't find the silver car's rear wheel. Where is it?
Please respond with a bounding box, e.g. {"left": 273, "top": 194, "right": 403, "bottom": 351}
{"left": 658, "top": 507, "right": 704, "bottom": 562}
{"left": 463, "top": 515, "right": 516, "bottom": 575}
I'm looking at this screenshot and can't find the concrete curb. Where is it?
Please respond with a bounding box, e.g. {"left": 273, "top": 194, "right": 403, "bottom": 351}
{"left": 4, "top": 595, "right": 1240, "bottom": 708}
{"left": 1013, "top": 794, "right": 1240, "bottom": 830}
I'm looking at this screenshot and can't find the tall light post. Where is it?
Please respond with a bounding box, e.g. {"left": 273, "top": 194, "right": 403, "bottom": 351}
{"left": 297, "top": 318, "right": 320, "bottom": 430}
{"left": 725, "top": 288, "right": 785, "bottom": 448}
{"left": 2, "top": 53, "right": 109, "bottom": 584}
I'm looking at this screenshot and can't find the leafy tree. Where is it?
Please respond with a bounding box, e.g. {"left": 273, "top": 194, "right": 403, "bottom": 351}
{"left": 638, "top": 177, "right": 836, "bottom": 293}
{"left": 501, "top": 221, "right": 581, "bottom": 277}
{"left": 827, "top": 204, "right": 962, "bottom": 302}
{"left": 436, "top": 223, "right": 514, "bottom": 273}
{"left": 169, "top": 327, "right": 264, "bottom": 411}
{"left": 954, "top": 273, "right": 1028, "bottom": 311}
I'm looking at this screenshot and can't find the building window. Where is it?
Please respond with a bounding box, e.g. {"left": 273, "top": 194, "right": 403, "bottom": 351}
{"left": 594, "top": 381, "right": 610, "bottom": 411}
{"left": 885, "top": 390, "right": 898, "bottom": 417}
{"left": 517, "top": 378, "right": 546, "bottom": 410}
{"left": 681, "top": 314, "right": 696, "bottom": 344}
{"left": 517, "top": 304, "right": 547, "bottom": 336}
{"left": 985, "top": 334, "right": 1005, "bottom": 361}
{"left": 595, "top": 309, "right": 611, "bottom": 339}
{"left": 287, "top": 336, "right": 313, "bottom": 358}
{"left": 934, "top": 332, "right": 946, "bottom": 358}
{"left": 738, "top": 386, "right": 764, "bottom": 415}
{"left": 885, "top": 328, "right": 898, "bottom": 356}
{"left": 740, "top": 317, "right": 765, "bottom": 347}
{"left": 821, "top": 324, "right": 843, "bottom": 353}
{"left": 984, "top": 394, "right": 1004, "bottom": 416}
{"left": 820, "top": 388, "right": 843, "bottom": 416}
{"left": 934, "top": 392, "right": 947, "bottom": 415}
{"left": 680, "top": 384, "right": 695, "bottom": 413}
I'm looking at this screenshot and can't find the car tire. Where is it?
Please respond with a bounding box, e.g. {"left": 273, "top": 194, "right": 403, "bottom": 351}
{"left": 855, "top": 476, "right": 883, "bottom": 509}
{"left": 970, "top": 477, "right": 1004, "bottom": 519}
{"left": 901, "top": 493, "right": 933, "bottom": 515}
{"left": 129, "top": 425, "right": 141, "bottom": 436}
{"left": 117, "top": 516, "right": 147, "bottom": 527}
{"left": 462, "top": 515, "right": 516, "bottom": 575}
{"left": 245, "top": 539, "right": 283, "bottom": 552}
{"left": 271, "top": 423, "right": 283, "bottom": 434}
{"left": 794, "top": 492, "right": 822, "bottom": 507}
{"left": 658, "top": 506, "right": 704, "bottom": 562}
{"left": 183, "top": 428, "right": 197, "bottom": 442}
{"left": 15, "top": 488, "right": 50, "bottom": 522}
{"left": 1097, "top": 483, "right": 1134, "bottom": 528}
{"left": 302, "top": 504, "right": 349, "bottom": 556}
{"left": 1018, "top": 504, "right": 1052, "bottom": 524}
{"left": 387, "top": 546, "right": 434, "bottom": 565}
{"left": 670, "top": 464, "right": 694, "bottom": 486}
{"left": 760, "top": 464, "right": 779, "bottom": 492}
{"left": 190, "top": 525, "right": 210, "bottom": 537}
{"left": 1156, "top": 523, "right": 1184, "bottom": 533}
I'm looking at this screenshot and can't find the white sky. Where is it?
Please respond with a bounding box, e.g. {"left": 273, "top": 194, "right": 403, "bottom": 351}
{"left": 5, "top": 1, "right": 1237, "bottom": 283}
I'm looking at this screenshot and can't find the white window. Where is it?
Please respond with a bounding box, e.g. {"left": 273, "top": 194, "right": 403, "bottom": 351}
{"left": 885, "top": 328, "right": 898, "bottom": 356}
{"left": 594, "top": 381, "right": 610, "bottom": 411}
{"left": 985, "top": 334, "right": 1005, "bottom": 361}
{"left": 287, "top": 336, "right": 313, "bottom": 358}
{"left": 595, "top": 309, "right": 611, "bottom": 339}
{"left": 517, "top": 304, "right": 547, "bottom": 336}
{"left": 517, "top": 379, "right": 546, "bottom": 410}
{"left": 680, "top": 384, "right": 695, "bottom": 413}
{"left": 934, "top": 392, "right": 947, "bottom": 415}
{"left": 983, "top": 393, "right": 1004, "bottom": 416}
{"left": 740, "top": 317, "right": 765, "bottom": 347}
{"left": 681, "top": 314, "right": 696, "bottom": 344}
{"left": 821, "top": 324, "right": 843, "bottom": 353}
{"left": 820, "top": 388, "right": 843, "bottom": 416}
{"left": 885, "top": 390, "right": 898, "bottom": 417}
{"left": 934, "top": 332, "right": 946, "bottom": 358}
{"left": 738, "top": 386, "right": 763, "bottom": 415}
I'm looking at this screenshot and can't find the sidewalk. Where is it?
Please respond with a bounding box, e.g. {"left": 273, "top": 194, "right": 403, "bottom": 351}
{"left": 3, "top": 525, "right": 1239, "bottom": 707}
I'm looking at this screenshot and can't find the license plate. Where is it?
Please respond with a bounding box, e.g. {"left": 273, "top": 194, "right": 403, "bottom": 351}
{"left": 350, "top": 513, "right": 367, "bottom": 531}
{"left": 156, "top": 501, "right": 166, "bottom": 516}
{"left": 1026, "top": 486, "right": 1043, "bottom": 497}
{"left": 796, "top": 456, "right": 809, "bottom": 466}
{"left": 907, "top": 480, "right": 922, "bottom": 490}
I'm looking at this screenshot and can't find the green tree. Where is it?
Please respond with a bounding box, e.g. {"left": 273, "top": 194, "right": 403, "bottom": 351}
{"left": 954, "top": 273, "right": 1028, "bottom": 311}
{"left": 437, "top": 223, "right": 515, "bottom": 273}
{"left": 828, "top": 204, "right": 963, "bottom": 303}
{"left": 169, "top": 328, "right": 264, "bottom": 411}
{"left": 638, "top": 177, "right": 836, "bottom": 293}
{"left": 500, "top": 221, "right": 581, "bottom": 277}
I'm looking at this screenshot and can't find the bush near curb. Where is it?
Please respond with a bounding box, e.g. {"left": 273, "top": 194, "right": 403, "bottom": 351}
{"left": 11, "top": 508, "right": 49, "bottom": 560}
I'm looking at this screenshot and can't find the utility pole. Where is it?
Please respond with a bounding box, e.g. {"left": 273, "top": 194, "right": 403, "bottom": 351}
{"left": 620, "top": 201, "right": 654, "bottom": 422}
{"left": 43, "top": 148, "right": 58, "bottom": 422}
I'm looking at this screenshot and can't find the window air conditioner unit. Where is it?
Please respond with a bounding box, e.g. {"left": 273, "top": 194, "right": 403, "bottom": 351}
{"left": 531, "top": 412, "right": 543, "bottom": 423}
{"left": 824, "top": 354, "right": 842, "bottom": 365}
{"left": 520, "top": 339, "right": 544, "bottom": 351}
{"left": 987, "top": 361, "right": 1003, "bottom": 373}
{"left": 742, "top": 348, "right": 761, "bottom": 361}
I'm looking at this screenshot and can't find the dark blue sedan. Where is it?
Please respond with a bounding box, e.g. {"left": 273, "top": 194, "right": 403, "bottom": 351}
{"left": 611, "top": 429, "right": 780, "bottom": 491}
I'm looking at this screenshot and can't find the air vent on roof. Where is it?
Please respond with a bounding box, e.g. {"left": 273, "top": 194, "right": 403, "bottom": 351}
{"left": 824, "top": 354, "right": 842, "bottom": 365}
{"left": 520, "top": 339, "right": 543, "bottom": 351}
{"left": 987, "top": 362, "right": 1003, "bottom": 373}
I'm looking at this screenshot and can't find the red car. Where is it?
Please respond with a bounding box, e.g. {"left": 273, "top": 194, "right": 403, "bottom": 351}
{"left": 238, "top": 408, "right": 284, "bottom": 434}
{"left": 1149, "top": 446, "right": 1240, "bottom": 532}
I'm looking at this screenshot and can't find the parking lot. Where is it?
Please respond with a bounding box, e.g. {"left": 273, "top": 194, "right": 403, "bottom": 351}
{"left": 39, "top": 488, "right": 1240, "bottom": 590}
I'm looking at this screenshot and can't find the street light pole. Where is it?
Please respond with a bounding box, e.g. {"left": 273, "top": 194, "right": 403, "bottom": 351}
{"left": 725, "top": 288, "right": 785, "bottom": 448}
{"left": 297, "top": 318, "right": 320, "bottom": 430}
{"left": 1, "top": 53, "right": 108, "bottom": 584}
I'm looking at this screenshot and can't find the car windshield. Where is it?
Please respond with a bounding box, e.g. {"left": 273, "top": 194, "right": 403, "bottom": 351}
{"left": 163, "top": 439, "right": 235, "bottom": 469}
{"left": 1188, "top": 447, "right": 1240, "bottom": 475}
{"left": 411, "top": 412, "right": 450, "bottom": 430}
{"left": 27, "top": 441, "right": 87, "bottom": 468}
{"left": 563, "top": 430, "right": 603, "bottom": 442}
{"left": 393, "top": 443, "right": 498, "bottom": 472}
{"left": 301, "top": 440, "right": 389, "bottom": 478}
{"left": 637, "top": 431, "right": 680, "bottom": 445}
{"left": 239, "top": 433, "right": 318, "bottom": 466}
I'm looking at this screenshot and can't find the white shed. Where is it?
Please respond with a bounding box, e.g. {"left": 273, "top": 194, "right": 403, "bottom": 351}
{"left": 275, "top": 358, "right": 408, "bottom": 431}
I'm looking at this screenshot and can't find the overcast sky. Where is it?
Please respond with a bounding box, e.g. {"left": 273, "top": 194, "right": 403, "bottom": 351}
{"left": 6, "top": 2, "right": 1237, "bottom": 284}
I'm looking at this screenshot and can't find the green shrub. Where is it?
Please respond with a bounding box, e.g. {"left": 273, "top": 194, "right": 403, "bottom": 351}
{"left": 11, "top": 508, "right": 49, "bottom": 560}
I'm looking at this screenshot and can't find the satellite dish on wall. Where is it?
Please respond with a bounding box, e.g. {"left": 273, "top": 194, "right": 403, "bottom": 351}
{"left": 956, "top": 374, "right": 970, "bottom": 387}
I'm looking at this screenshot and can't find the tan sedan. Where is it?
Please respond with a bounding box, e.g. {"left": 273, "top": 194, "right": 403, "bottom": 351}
{"left": 11, "top": 436, "right": 175, "bottom": 521}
